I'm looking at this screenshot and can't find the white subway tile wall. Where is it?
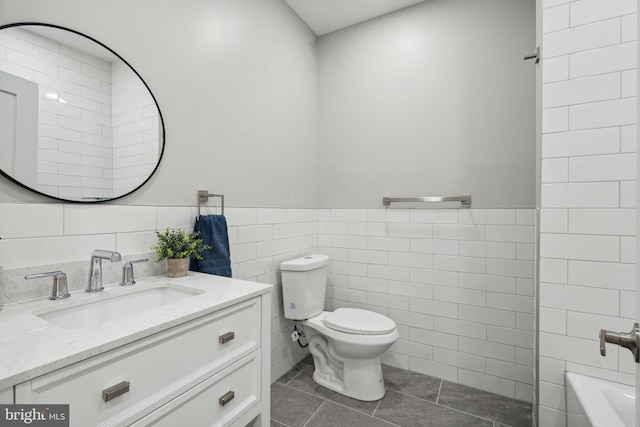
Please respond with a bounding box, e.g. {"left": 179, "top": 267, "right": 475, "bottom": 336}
{"left": 540, "top": 1, "right": 637, "bottom": 426}
{"left": 0, "top": 203, "right": 318, "bottom": 383}
{"left": 319, "top": 208, "right": 535, "bottom": 401}
{"left": 0, "top": 203, "right": 535, "bottom": 401}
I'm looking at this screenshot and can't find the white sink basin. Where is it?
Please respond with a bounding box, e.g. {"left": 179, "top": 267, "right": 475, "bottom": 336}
{"left": 36, "top": 285, "right": 204, "bottom": 329}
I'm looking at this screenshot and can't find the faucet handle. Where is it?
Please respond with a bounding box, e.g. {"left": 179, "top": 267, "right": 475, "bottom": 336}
{"left": 25, "top": 271, "right": 71, "bottom": 300}
{"left": 120, "top": 258, "right": 148, "bottom": 286}
{"left": 600, "top": 323, "right": 640, "bottom": 363}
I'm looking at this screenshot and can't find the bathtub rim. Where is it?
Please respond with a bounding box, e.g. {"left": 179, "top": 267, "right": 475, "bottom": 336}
{"left": 565, "top": 371, "right": 635, "bottom": 427}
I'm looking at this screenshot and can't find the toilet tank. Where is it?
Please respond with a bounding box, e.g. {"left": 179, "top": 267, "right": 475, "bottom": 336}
{"left": 280, "top": 254, "right": 329, "bottom": 320}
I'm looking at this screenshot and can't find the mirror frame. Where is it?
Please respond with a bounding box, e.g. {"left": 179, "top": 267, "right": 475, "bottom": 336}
{"left": 0, "top": 22, "right": 165, "bottom": 203}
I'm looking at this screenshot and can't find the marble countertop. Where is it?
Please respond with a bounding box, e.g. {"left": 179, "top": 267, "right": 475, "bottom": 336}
{"left": 0, "top": 272, "right": 272, "bottom": 390}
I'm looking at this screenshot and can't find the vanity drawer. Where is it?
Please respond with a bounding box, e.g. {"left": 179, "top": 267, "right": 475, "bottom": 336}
{"left": 131, "top": 351, "right": 260, "bottom": 427}
{"left": 15, "top": 297, "right": 260, "bottom": 427}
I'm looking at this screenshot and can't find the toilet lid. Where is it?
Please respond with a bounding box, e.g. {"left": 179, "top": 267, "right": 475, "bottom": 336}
{"left": 324, "top": 308, "right": 396, "bottom": 335}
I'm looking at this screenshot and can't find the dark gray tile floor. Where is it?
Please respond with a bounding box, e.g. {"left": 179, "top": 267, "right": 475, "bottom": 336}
{"left": 271, "top": 355, "right": 532, "bottom": 427}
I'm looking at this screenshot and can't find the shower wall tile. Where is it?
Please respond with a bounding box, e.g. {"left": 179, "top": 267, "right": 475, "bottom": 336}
{"left": 567, "top": 209, "right": 636, "bottom": 235}
{"left": 569, "top": 153, "right": 636, "bottom": 182}
{"left": 542, "top": 56, "right": 569, "bottom": 84}
{"left": 621, "top": 14, "right": 637, "bottom": 43}
{"left": 621, "top": 70, "right": 637, "bottom": 98}
{"left": 541, "top": 182, "right": 620, "bottom": 208}
{"left": 620, "top": 237, "right": 636, "bottom": 263}
{"left": 542, "top": 106, "right": 568, "bottom": 133}
{"left": 543, "top": 0, "right": 572, "bottom": 9}
{"left": 569, "top": 42, "right": 636, "bottom": 79}
{"left": 569, "top": 0, "right": 636, "bottom": 27}
{"left": 540, "top": 1, "right": 637, "bottom": 425}
{"left": 569, "top": 97, "right": 637, "bottom": 130}
{"left": 541, "top": 127, "right": 620, "bottom": 159}
{"left": 621, "top": 126, "right": 637, "bottom": 152}
{"left": 542, "top": 18, "right": 620, "bottom": 58}
{"left": 541, "top": 72, "right": 620, "bottom": 108}
{"left": 541, "top": 158, "right": 568, "bottom": 183}
{"left": 565, "top": 312, "right": 632, "bottom": 340}
{"left": 543, "top": 5, "right": 569, "bottom": 34}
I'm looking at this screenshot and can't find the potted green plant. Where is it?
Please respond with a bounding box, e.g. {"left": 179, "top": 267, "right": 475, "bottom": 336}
{"left": 152, "top": 228, "right": 210, "bottom": 277}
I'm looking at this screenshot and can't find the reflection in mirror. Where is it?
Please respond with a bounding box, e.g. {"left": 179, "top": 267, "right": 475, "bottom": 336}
{"left": 0, "top": 23, "right": 164, "bottom": 202}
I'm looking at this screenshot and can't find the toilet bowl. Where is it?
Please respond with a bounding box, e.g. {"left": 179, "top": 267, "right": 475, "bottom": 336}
{"left": 280, "top": 254, "right": 399, "bottom": 401}
{"left": 300, "top": 309, "right": 399, "bottom": 401}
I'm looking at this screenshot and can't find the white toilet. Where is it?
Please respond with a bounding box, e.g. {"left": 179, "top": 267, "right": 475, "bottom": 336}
{"left": 281, "top": 254, "right": 399, "bottom": 401}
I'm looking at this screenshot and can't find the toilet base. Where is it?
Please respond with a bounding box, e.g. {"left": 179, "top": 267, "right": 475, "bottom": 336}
{"left": 300, "top": 312, "right": 397, "bottom": 401}
{"left": 308, "top": 340, "right": 386, "bottom": 401}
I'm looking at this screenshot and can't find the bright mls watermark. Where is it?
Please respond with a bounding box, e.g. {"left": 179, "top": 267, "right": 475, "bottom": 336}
{"left": 0, "top": 405, "right": 69, "bottom": 426}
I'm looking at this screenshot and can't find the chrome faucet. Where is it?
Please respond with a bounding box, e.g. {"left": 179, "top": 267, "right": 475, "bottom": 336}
{"left": 87, "top": 250, "right": 122, "bottom": 293}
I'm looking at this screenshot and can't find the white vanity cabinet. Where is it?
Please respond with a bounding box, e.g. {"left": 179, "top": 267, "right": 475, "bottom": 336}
{"left": 14, "top": 294, "right": 271, "bottom": 427}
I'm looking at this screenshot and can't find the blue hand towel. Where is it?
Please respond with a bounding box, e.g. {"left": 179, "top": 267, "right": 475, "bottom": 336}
{"left": 189, "top": 215, "right": 232, "bottom": 278}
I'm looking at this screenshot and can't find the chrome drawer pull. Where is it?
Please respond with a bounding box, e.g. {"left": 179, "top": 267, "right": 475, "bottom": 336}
{"left": 219, "top": 390, "right": 235, "bottom": 406}
{"left": 219, "top": 332, "right": 235, "bottom": 344}
{"left": 102, "top": 381, "right": 130, "bottom": 402}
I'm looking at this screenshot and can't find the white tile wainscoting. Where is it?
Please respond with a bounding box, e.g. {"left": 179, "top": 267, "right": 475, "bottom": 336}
{"left": 0, "top": 203, "right": 320, "bottom": 385}
{"left": 539, "top": 0, "right": 637, "bottom": 426}
{"left": 318, "top": 207, "right": 536, "bottom": 403}
{"left": 0, "top": 203, "right": 535, "bottom": 403}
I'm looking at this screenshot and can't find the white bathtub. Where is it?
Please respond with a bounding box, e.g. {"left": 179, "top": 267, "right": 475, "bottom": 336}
{"left": 566, "top": 372, "right": 635, "bottom": 427}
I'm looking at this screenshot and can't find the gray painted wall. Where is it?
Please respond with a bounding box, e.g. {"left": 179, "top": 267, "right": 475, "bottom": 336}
{"left": 0, "top": 0, "right": 319, "bottom": 207}
{"left": 318, "top": 0, "right": 536, "bottom": 208}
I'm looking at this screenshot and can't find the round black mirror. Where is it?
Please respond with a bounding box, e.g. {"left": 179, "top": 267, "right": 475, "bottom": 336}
{"left": 0, "top": 23, "right": 164, "bottom": 202}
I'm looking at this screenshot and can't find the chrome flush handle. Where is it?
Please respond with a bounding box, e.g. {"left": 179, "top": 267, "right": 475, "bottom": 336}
{"left": 600, "top": 323, "right": 640, "bottom": 363}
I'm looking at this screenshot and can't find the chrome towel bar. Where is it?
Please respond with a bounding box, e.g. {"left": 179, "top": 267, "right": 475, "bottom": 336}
{"left": 383, "top": 195, "right": 471, "bottom": 206}
{"left": 197, "top": 190, "right": 225, "bottom": 219}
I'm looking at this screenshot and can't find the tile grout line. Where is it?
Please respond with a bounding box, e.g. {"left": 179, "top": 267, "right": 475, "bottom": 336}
{"left": 386, "top": 388, "right": 497, "bottom": 425}
{"left": 302, "top": 400, "right": 326, "bottom": 427}
{"left": 278, "top": 377, "right": 404, "bottom": 424}
{"left": 270, "top": 419, "right": 291, "bottom": 427}
{"left": 284, "top": 367, "right": 306, "bottom": 386}
{"left": 371, "top": 407, "right": 402, "bottom": 427}
{"left": 372, "top": 397, "right": 383, "bottom": 417}
{"left": 370, "top": 394, "right": 402, "bottom": 427}
{"left": 279, "top": 381, "right": 379, "bottom": 418}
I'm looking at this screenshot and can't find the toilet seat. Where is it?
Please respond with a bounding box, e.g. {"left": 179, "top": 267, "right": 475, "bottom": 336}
{"left": 324, "top": 308, "right": 396, "bottom": 335}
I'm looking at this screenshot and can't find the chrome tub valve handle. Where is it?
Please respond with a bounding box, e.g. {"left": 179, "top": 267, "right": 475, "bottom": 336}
{"left": 600, "top": 323, "right": 640, "bottom": 363}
